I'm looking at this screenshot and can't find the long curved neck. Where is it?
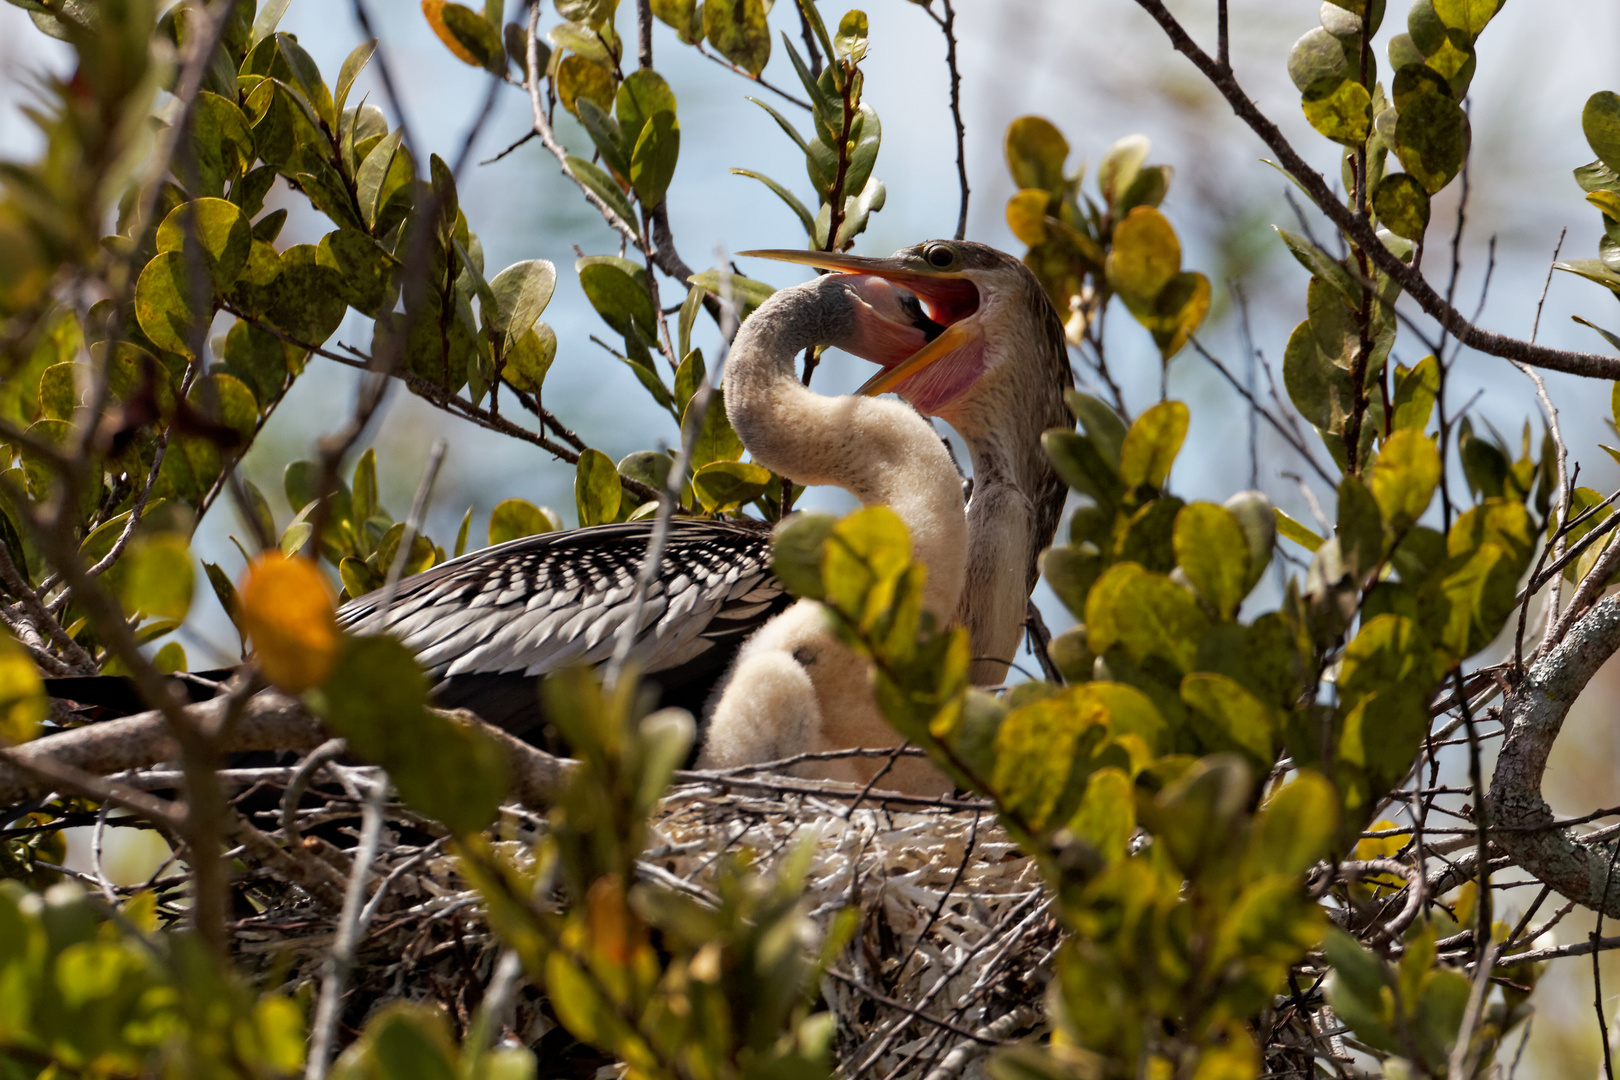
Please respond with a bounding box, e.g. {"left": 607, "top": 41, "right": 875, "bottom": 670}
{"left": 726, "top": 278, "right": 968, "bottom": 618}
{"left": 950, "top": 382, "right": 1071, "bottom": 685}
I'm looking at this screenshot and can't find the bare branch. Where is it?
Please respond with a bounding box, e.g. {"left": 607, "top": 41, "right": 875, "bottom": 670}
{"left": 1127, "top": 0, "right": 1620, "bottom": 381}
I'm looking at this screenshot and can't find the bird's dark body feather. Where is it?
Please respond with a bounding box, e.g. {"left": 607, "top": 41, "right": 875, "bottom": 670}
{"left": 46, "top": 518, "right": 791, "bottom": 736}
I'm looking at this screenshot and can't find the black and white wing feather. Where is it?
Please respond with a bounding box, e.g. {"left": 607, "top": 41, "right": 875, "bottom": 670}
{"left": 337, "top": 518, "right": 789, "bottom": 730}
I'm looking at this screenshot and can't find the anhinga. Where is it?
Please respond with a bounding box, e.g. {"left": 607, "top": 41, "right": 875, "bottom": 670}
{"left": 47, "top": 242, "right": 1074, "bottom": 783}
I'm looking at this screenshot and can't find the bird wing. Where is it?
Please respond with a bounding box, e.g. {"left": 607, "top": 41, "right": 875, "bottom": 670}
{"left": 337, "top": 517, "right": 787, "bottom": 683}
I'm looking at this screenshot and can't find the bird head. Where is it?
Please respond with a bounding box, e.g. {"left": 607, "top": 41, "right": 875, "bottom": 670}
{"left": 739, "top": 240, "right": 1057, "bottom": 426}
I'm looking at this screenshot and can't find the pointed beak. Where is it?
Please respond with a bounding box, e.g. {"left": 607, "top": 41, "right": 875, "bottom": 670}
{"left": 739, "top": 249, "right": 984, "bottom": 401}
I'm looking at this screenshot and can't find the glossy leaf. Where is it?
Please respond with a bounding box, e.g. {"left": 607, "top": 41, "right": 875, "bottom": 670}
{"left": 1173, "top": 502, "right": 1250, "bottom": 619}
{"left": 556, "top": 55, "right": 617, "bottom": 117}
{"left": 487, "top": 259, "right": 557, "bottom": 341}
{"left": 120, "top": 534, "right": 195, "bottom": 622}
{"left": 630, "top": 110, "right": 680, "bottom": 207}
{"left": 703, "top": 0, "right": 769, "bottom": 75}
{"left": 239, "top": 553, "right": 339, "bottom": 693}
{"left": 1004, "top": 115, "right": 1069, "bottom": 194}
{"left": 422, "top": 0, "right": 504, "bottom": 71}
{"left": 1118, "top": 400, "right": 1189, "bottom": 491}
{"left": 1181, "top": 672, "right": 1277, "bottom": 765}
{"left": 1367, "top": 428, "right": 1440, "bottom": 530}
{"left": 490, "top": 498, "right": 561, "bottom": 545}
{"left": 0, "top": 634, "right": 44, "bottom": 745}
{"left": 693, "top": 460, "right": 773, "bottom": 513}
{"left": 575, "top": 448, "right": 622, "bottom": 526}
{"left": 1105, "top": 206, "right": 1180, "bottom": 302}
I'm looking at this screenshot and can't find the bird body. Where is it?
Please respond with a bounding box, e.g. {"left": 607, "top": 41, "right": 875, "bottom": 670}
{"left": 696, "top": 272, "right": 968, "bottom": 795}
{"left": 46, "top": 241, "right": 1074, "bottom": 798}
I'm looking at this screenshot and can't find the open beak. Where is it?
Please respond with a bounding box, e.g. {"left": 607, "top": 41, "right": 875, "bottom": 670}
{"left": 740, "top": 249, "right": 984, "bottom": 404}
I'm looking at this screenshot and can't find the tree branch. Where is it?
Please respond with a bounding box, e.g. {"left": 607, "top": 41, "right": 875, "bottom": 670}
{"left": 1488, "top": 594, "right": 1620, "bottom": 916}
{"left": 1128, "top": 0, "right": 1620, "bottom": 381}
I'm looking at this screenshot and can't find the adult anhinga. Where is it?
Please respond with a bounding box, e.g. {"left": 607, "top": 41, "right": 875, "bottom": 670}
{"left": 47, "top": 242, "right": 1074, "bottom": 777}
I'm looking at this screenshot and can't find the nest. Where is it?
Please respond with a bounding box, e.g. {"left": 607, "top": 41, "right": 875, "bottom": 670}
{"left": 67, "top": 762, "right": 1058, "bottom": 1078}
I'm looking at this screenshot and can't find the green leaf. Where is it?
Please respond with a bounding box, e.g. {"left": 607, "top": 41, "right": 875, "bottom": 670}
{"left": 308, "top": 636, "right": 506, "bottom": 834}
{"left": 1275, "top": 227, "right": 1363, "bottom": 306}
{"left": 1337, "top": 474, "right": 1384, "bottom": 578}
{"left": 1085, "top": 564, "right": 1209, "bottom": 674}
{"left": 673, "top": 347, "right": 705, "bottom": 414}
{"left": 1583, "top": 92, "right": 1620, "bottom": 174}
{"left": 1105, "top": 206, "right": 1181, "bottom": 302}
{"left": 1041, "top": 543, "right": 1103, "bottom": 622}
{"left": 686, "top": 269, "right": 776, "bottom": 320}
{"left": 1391, "top": 93, "right": 1470, "bottom": 194}
{"left": 1287, "top": 26, "right": 1353, "bottom": 91}
{"left": 454, "top": 507, "right": 472, "bottom": 557}
{"left": 334, "top": 38, "right": 376, "bottom": 118}
{"left": 1006, "top": 115, "right": 1072, "bottom": 192}
{"left": 704, "top": 0, "right": 770, "bottom": 74}
{"left": 351, "top": 448, "right": 379, "bottom": 526}
{"left": 423, "top": 0, "right": 505, "bottom": 71}
{"left": 731, "top": 169, "right": 816, "bottom": 236}
{"left": 502, "top": 324, "right": 557, "bottom": 394}
{"left": 1118, "top": 399, "right": 1189, "bottom": 491}
{"left": 318, "top": 228, "right": 396, "bottom": 315}
{"left": 1255, "top": 770, "right": 1337, "bottom": 874}
{"left": 188, "top": 92, "right": 255, "bottom": 198}
{"left": 0, "top": 633, "right": 44, "bottom": 745}
{"left": 1372, "top": 172, "right": 1431, "bottom": 239}
{"left": 616, "top": 68, "right": 678, "bottom": 150}
{"left": 489, "top": 498, "right": 560, "bottom": 545}
{"left": 1223, "top": 490, "right": 1277, "bottom": 592}
{"left": 1282, "top": 319, "right": 1354, "bottom": 434}
{"left": 1391, "top": 354, "right": 1440, "bottom": 430}
{"left": 833, "top": 9, "right": 869, "bottom": 61}
{"left": 117, "top": 533, "right": 194, "bottom": 622}
{"left": 1064, "top": 391, "right": 1127, "bottom": 469}
{"left": 564, "top": 155, "right": 637, "bottom": 227}
{"left": 683, "top": 385, "right": 743, "bottom": 470}
{"left": 577, "top": 255, "right": 656, "bottom": 337}
{"left": 1303, "top": 78, "right": 1372, "bottom": 146}
{"left": 648, "top": 0, "right": 699, "bottom": 39}
{"left": 555, "top": 54, "right": 616, "bottom": 117}
{"left": 262, "top": 245, "right": 348, "bottom": 346}
{"left": 1367, "top": 428, "right": 1440, "bottom": 531}
{"left": 630, "top": 110, "right": 680, "bottom": 207}
{"left": 822, "top": 505, "right": 911, "bottom": 628}
{"left": 576, "top": 98, "right": 630, "bottom": 181}
{"left": 487, "top": 259, "right": 557, "bottom": 342}
{"left": 1432, "top": 0, "right": 1500, "bottom": 34}
{"left": 771, "top": 513, "right": 835, "bottom": 602}
{"left": 339, "top": 555, "right": 382, "bottom": 598}
{"left": 1576, "top": 315, "right": 1620, "bottom": 352}
{"left": 134, "top": 251, "right": 207, "bottom": 358}
{"left": 1173, "top": 502, "right": 1250, "bottom": 619}
{"left": 1097, "top": 134, "right": 1149, "bottom": 209}
{"left": 574, "top": 448, "right": 622, "bottom": 526}
{"left": 355, "top": 128, "right": 409, "bottom": 231}
{"left": 374, "top": 523, "right": 437, "bottom": 579}
{"left": 204, "top": 561, "right": 247, "bottom": 650}
{"left": 1181, "top": 671, "right": 1277, "bottom": 766}
{"left": 1275, "top": 509, "right": 1324, "bottom": 553}
{"left": 1042, "top": 431, "right": 1125, "bottom": 507}
{"left": 692, "top": 460, "right": 772, "bottom": 513}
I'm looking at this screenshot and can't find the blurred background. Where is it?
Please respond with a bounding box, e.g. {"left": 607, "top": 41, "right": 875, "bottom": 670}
{"left": 4, "top": 0, "right": 1620, "bottom": 1071}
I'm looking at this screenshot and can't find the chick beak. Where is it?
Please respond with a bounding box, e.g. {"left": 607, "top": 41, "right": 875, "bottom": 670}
{"left": 739, "top": 249, "right": 983, "bottom": 400}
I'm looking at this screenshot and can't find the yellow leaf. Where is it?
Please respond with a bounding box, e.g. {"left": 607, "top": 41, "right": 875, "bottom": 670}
{"left": 240, "top": 553, "right": 339, "bottom": 693}
{"left": 1005, "top": 189, "right": 1051, "bottom": 246}
{"left": 0, "top": 634, "right": 44, "bottom": 745}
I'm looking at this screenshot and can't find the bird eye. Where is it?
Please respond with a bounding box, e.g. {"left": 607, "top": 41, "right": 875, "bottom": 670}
{"left": 925, "top": 245, "right": 955, "bottom": 268}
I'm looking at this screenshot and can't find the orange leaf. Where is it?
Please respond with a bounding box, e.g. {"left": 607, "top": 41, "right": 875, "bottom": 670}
{"left": 240, "top": 553, "right": 339, "bottom": 693}
{"left": 422, "top": 0, "right": 479, "bottom": 67}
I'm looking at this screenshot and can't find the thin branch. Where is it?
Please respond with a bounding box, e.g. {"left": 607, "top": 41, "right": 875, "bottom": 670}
{"left": 306, "top": 775, "right": 387, "bottom": 1080}
{"left": 523, "top": 5, "right": 642, "bottom": 245}
{"left": 1127, "top": 0, "right": 1620, "bottom": 381}
{"left": 923, "top": 0, "right": 969, "bottom": 240}
{"left": 695, "top": 44, "right": 813, "bottom": 111}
